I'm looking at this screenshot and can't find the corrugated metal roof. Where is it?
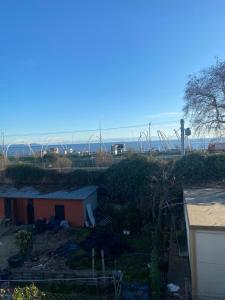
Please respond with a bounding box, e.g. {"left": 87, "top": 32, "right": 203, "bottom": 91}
{"left": 0, "top": 185, "right": 97, "bottom": 200}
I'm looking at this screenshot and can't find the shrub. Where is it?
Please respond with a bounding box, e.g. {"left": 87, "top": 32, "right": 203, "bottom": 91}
{"left": 173, "top": 153, "right": 225, "bottom": 184}
{"left": 95, "top": 151, "right": 113, "bottom": 167}
{"left": 104, "top": 155, "right": 162, "bottom": 205}
{"left": 54, "top": 156, "right": 72, "bottom": 169}
{"left": 13, "top": 283, "right": 44, "bottom": 300}
{"left": 16, "top": 230, "right": 33, "bottom": 255}
{"left": 5, "top": 164, "right": 46, "bottom": 185}
{"left": 173, "top": 153, "right": 207, "bottom": 184}
{"left": 205, "top": 154, "right": 225, "bottom": 181}
{"left": 43, "top": 152, "right": 58, "bottom": 166}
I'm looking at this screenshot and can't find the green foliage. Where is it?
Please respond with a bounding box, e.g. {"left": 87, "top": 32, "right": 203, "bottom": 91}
{"left": 174, "top": 153, "right": 225, "bottom": 184}
{"left": 5, "top": 164, "right": 47, "bottom": 185}
{"left": 60, "top": 169, "right": 101, "bottom": 188}
{"left": 173, "top": 152, "right": 206, "bottom": 184}
{"left": 43, "top": 153, "right": 58, "bottom": 165}
{"left": 150, "top": 247, "right": 161, "bottom": 300}
{"left": 101, "top": 203, "right": 142, "bottom": 232}
{"left": 205, "top": 154, "right": 225, "bottom": 180}
{"left": 104, "top": 155, "right": 161, "bottom": 205}
{"left": 4, "top": 164, "right": 102, "bottom": 188}
{"left": 66, "top": 250, "right": 91, "bottom": 270}
{"left": 16, "top": 230, "right": 33, "bottom": 255}
{"left": 12, "top": 284, "right": 44, "bottom": 300}
{"left": 100, "top": 155, "right": 182, "bottom": 232}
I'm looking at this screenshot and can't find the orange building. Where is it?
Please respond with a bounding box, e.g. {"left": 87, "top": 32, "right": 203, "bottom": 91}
{"left": 0, "top": 185, "right": 98, "bottom": 227}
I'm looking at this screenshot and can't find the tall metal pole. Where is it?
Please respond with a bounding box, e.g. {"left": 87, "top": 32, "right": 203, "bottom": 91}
{"left": 180, "top": 119, "right": 185, "bottom": 156}
{"left": 1, "top": 132, "right": 5, "bottom": 157}
{"left": 99, "top": 120, "right": 102, "bottom": 153}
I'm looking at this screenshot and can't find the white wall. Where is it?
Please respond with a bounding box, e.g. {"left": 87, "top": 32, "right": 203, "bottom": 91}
{"left": 195, "top": 230, "right": 225, "bottom": 299}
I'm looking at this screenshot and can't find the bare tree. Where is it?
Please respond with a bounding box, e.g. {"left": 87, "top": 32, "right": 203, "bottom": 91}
{"left": 183, "top": 59, "right": 225, "bottom": 134}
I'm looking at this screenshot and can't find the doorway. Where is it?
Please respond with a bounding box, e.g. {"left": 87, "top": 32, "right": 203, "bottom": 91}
{"left": 27, "top": 199, "right": 34, "bottom": 224}
{"left": 55, "top": 205, "right": 65, "bottom": 221}
{"left": 4, "top": 198, "right": 12, "bottom": 219}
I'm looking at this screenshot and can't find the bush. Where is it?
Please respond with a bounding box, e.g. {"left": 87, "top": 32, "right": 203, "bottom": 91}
{"left": 174, "top": 153, "right": 225, "bottom": 184}
{"left": 16, "top": 230, "right": 33, "bottom": 255}
{"left": 54, "top": 156, "right": 72, "bottom": 169}
{"left": 13, "top": 283, "right": 44, "bottom": 300}
{"left": 5, "top": 164, "right": 46, "bottom": 185}
{"left": 104, "top": 155, "right": 162, "bottom": 205}
{"left": 205, "top": 154, "right": 225, "bottom": 181}
{"left": 173, "top": 153, "right": 207, "bottom": 184}
{"left": 43, "top": 152, "right": 58, "bottom": 166}
{"left": 95, "top": 151, "right": 113, "bottom": 167}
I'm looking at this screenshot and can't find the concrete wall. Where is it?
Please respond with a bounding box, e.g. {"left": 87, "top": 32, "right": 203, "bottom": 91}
{"left": 195, "top": 230, "right": 225, "bottom": 299}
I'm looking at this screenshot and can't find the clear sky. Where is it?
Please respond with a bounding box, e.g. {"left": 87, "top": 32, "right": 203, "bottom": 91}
{"left": 1, "top": 0, "right": 225, "bottom": 141}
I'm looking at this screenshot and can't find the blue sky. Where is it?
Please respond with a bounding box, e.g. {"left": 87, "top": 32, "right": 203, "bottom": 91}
{"left": 1, "top": 0, "right": 225, "bottom": 141}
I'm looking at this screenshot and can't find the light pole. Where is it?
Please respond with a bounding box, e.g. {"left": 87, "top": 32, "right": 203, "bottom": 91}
{"left": 180, "top": 119, "right": 185, "bottom": 156}
{"left": 148, "top": 122, "right": 152, "bottom": 151}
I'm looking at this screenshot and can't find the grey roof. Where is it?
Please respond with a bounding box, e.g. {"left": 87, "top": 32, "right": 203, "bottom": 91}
{"left": 184, "top": 187, "right": 225, "bottom": 204}
{"left": 184, "top": 188, "right": 225, "bottom": 228}
{"left": 0, "top": 185, "right": 97, "bottom": 200}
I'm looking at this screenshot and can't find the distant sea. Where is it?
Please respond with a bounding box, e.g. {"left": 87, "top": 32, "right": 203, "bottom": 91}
{"left": 0, "top": 138, "right": 217, "bottom": 157}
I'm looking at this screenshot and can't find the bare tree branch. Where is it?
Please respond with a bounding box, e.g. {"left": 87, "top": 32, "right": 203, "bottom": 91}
{"left": 183, "top": 59, "right": 225, "bottom": 134}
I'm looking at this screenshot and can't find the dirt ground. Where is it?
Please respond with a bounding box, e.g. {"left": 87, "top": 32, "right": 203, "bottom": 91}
{"left": 167, "top": 241, "right": 190, "bottom": 296}
{"left": 0, "top": 225, "right": 19, "bottom": 269}
{"left": 0, "top": 225, "right": 91, "bottom": 271}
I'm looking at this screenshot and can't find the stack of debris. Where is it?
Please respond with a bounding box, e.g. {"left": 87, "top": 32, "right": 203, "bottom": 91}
{"left": 55, "top": 240, "right": 79, "bottom": 257}
{"left": 35, "top": 217, "right": 70, "bottom": 233}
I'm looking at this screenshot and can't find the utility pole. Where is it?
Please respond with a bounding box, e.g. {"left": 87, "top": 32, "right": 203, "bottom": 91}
{"left": 1, "top": 132, "right": 5, "bottom": 157}
{"left": 148, "top": 122, "right": 152, "bottom": 151}
{"left": 99, "top": 120, "right": 102, "bottom": 153}
{"left": 180, "top": 119, "right": 185, "bottom": 156}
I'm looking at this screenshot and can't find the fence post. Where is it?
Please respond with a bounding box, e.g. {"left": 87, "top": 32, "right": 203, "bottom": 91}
{"left": 184, "top": 277, "right": 189, "bottom": 300}
{"left": 92, "top": 248, "right": 95, "bottom": 277}
{"left": 101, "top": 249, "right": 105, "bottom": 283}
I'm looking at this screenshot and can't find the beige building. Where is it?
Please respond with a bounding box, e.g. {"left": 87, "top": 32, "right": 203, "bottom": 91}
{"left": 184, "top": 188, "right": 225, "bottom": 300}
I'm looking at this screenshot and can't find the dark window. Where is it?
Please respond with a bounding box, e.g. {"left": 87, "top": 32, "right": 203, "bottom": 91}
{"left": 55, "top": 205, "right": 65, "bottom": 221}
{"left": 4, "top": 198, "right": 12, "bottom": 219}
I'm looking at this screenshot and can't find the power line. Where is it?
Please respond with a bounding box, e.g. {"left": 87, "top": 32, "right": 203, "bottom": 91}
{"left": 4, "top": 120, "right": 178, "bottom": 138}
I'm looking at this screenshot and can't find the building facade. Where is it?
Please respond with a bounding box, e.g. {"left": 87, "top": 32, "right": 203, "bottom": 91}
{"left": 184, "top": 188, "right": 225, "bottom": 300}
{"left": 0, "top": 185, "right": 98, "bottom": 227}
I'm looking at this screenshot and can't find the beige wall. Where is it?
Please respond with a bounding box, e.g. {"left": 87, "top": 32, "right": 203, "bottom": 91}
{"left": 185, "top": 204, "right": 225, "bottom": 299}
{"left": 195, "top": 230, "right": 225, "bottom": 299}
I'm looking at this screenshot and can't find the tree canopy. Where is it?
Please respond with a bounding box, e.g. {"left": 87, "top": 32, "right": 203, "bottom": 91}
{"left": 183, "top": 59, "right": 225, "bottom": 134}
